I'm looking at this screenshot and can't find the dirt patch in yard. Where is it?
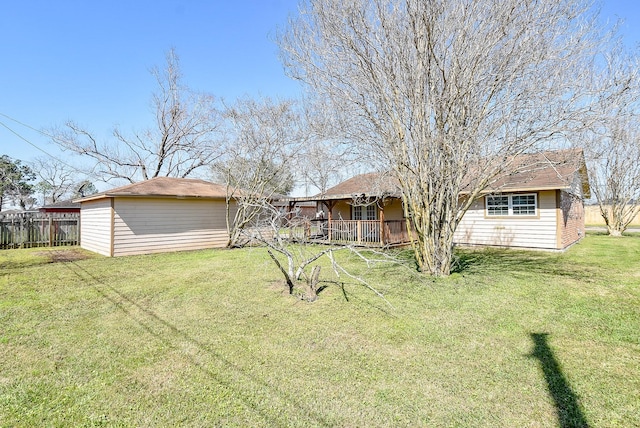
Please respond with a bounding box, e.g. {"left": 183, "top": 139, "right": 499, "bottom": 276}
{"left": 36, "top": 249, "right": 92, "bottom": 263}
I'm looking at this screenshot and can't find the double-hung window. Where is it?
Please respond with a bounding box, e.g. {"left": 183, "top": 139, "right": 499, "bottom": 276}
{"left": 486, "top": 193, "right": 537, "bottom": 217}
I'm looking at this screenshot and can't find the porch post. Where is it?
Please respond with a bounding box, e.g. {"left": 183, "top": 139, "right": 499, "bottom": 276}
{"left": 288, "top": 201, "right": 295, "bottom": 221}
{"left": 324, "top": 201, "right": 334, "bottom": 242}
{"left": 379, "top": 206, "right": 385, "bottom": 246}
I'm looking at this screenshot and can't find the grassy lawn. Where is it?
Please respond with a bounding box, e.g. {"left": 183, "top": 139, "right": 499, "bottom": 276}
{"left": 1, "top": 234, "right": 638, "bottom": 427}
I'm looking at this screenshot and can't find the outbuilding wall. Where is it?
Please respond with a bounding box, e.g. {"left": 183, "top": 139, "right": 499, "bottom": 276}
{"left": 327, "top": 198, "right": 404, "bottom": 221}
{"left": 381, "top": 198, "right": 404, "bottom": 221}
{"left": 79, "top": 198, "right": 113, "bottom": 256}
{"left": 111, "top": 197, "right": 231, "bottom": 257}
{"left": 331, "top": 201, "right": 352, "bottom": 221}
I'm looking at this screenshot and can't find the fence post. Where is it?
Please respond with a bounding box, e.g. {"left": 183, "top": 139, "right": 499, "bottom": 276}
{"left": 20, "top": 215, "right": 25, "bottom": 249}
{"left": 49, "top": 215, "right": 54, "bottom": 247}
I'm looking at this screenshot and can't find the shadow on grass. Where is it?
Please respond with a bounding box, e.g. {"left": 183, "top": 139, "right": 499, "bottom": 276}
{"left": 0, "top": 251, "right": 52, "bottom": 271}
{"left": 61, "top": 258, "right": 335, "bottom": 427}
{"left": 529, "top": 333, "right": 589, "bottom": 428}
{"left": 452, "top": 248, "right": 585, "bottom": 280}
{"left": 381, "top": 247, "right": 587, "bottom": 281}
{"left": 0, "top": 248, "right": 93, "bottom": 272}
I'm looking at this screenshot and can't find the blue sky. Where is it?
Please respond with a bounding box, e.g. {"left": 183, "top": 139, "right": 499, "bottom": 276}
{"left": 0, "top": 0, "right": 639, "bottom": 170}
{"left": 0, "top": 0, "right": 301, "bottom": 165}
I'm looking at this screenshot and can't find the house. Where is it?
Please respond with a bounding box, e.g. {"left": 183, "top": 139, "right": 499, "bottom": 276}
{"left": 283, "top": 148, "right": 589, "bottom": 251}
{"left": 74, "top": 177, "right": 236, "bottom": 257}
{"left": 271, "top": 197, "right": 318, "bottom": 219}
{"left": 39, "top": 199, "right": 81, "bottom": 214}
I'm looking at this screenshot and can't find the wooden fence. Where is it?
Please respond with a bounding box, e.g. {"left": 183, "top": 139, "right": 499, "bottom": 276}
{"left": 0, "top": 212, "right": 80, "bottom": 249}
{"left": 584, "top": 205, "right": 640, "bottom": 226}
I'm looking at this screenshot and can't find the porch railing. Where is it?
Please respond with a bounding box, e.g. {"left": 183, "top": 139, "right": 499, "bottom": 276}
{"left": 308, "top": 219, "right": 412, "bottom": 246}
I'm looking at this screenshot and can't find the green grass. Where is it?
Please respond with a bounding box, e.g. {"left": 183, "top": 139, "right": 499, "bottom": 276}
{"left": 1, "top": 235, "right": 639, "bottom": 427}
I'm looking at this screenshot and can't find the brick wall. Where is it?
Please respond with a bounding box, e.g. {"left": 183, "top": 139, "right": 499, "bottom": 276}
{"left": 560, "top": 191, "right": 585, "bottom": 248}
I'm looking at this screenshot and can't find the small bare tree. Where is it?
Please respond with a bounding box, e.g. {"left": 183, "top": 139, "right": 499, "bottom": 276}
{"left": 280, "top": 0, "right": 611, "bottom": 275}
{"left": 585, "top": 48, "right": 640, "bottom": 236}
{"left": 590, "top": 128, "right": 640, "bottom": 236}
{"left": 50, "top": 48, "right": 222, "bottom": 183}
{"left": 240, "top": 198, "right": 391, "bottom": 303}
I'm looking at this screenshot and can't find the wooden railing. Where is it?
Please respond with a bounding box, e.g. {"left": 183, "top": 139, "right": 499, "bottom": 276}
{"left": 384, "top": 220, "right": 413, "bottom": 245}
{"left": 308, "top": 219, "right": 412, "bottom": 246}
{"left": 330, "top": 220, "right": 379, "bottom": 243}
{"left": 0, "top": 212, "right": 79, "bottom": 249}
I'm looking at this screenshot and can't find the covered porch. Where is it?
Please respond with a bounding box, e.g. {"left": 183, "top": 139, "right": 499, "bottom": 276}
{"left": 281, "top": 195, "right": 414, "bottom": 248}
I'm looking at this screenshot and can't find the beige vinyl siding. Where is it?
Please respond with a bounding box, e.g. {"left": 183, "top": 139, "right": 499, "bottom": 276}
{"left": 80, "top": 199, "right": 113, "bottom": 256}
{"left": 112, "top": 197, "right": 230, "bottom": 256}
{"left": 332, "top": 201, "right": 352, "bottom": 221}
{"left": 382, "top": 199, "right": 404, "bottom": 221}
{"left": 454, "top": 190, "right": 558, "bottom": 249}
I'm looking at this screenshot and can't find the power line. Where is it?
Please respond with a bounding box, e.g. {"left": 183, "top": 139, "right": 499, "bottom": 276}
{"left": 0, "top": 111, "right": 57, "bottom": 140}
{"left": 0, "top": 118, "right": 80, "bottom": 172}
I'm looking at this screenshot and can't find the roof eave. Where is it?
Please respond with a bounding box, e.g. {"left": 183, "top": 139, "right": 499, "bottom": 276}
{"left": 74, "top": 193, "right": 228, "bottom": 203}
{"left": 460, "top": 184, "right": 572, "bottom": 195}
{"left": 280, "top": 192, "right": 402, "bottom": 203}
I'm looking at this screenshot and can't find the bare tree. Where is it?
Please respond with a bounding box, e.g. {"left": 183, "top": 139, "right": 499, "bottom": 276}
{"left": 212, "top": 97, "right": 306, "bottom": 247}
{"left": 298, "top": 97, "right": 362, "bottom": 195}
{"left": 590, "top": 127, "right": 640, "bottom": 236}
{"left": 51, "top": 48, "right": 222, "bottom": 183}
{"left": 73, "top": 180, "right": 99, "bottom": 198}
{"left": 280, "top": 0, "right": 610, "bottom": 275}
{"left": 31, "top": 157, "right": 79, "bottom": 204}
{"left": 585, "top": 49, "right": 640, "bottom": 236}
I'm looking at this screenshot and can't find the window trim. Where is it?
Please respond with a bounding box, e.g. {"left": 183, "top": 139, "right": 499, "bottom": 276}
{"left": 485, "top": 193, "right": 539, "bottom": 218}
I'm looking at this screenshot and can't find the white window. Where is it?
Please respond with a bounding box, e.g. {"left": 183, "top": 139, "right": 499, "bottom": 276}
{"left": 353, "top": 205, "right": 377, "bottom": 220}
{"left": 486, "top": 195, "right": 509, "bottom": 216}
{"left": 486, "top": 193, "right": 537, "bottom": 216}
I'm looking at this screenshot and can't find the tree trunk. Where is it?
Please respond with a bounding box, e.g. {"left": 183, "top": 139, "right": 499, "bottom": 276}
{"left": 413, "top": 222, "right": 456, "bottom": 276}
{"left": 305, "top": 265, "right": 321, "bottom": 302}
{"left": 607, "top": 227, "right": 623, "bottom": 237}
{"left": 268, "top": 249, "right": 295, "bottom": 294}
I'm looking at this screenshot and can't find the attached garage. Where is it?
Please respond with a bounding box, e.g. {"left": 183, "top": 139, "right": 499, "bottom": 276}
{"left": 75, "top": 177, "right": 235, "bottom": 257}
